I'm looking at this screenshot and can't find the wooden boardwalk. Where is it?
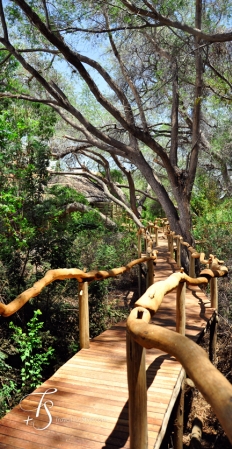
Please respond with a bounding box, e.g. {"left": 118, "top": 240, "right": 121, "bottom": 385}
{"left": 0, "top": 234, "right": 214, "bottom": 449}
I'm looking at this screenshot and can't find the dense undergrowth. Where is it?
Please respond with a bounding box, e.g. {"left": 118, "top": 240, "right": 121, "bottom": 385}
{"left": 0, "top": 209, "right": 138, "bottom": 417}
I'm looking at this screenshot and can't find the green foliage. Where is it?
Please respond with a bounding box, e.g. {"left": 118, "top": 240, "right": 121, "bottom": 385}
{"left": 140, "top": 198, "right": 164, "bottom": 224}
{"left": 0, "top": 92, "right": 57, "bottom": 298}
{"left": 190, "top": 167, "right": 232, "bottom": 260}
{"left": 0, "top": 380, "right": 20, "bottom": 417}
{"left": 99, "top": 168, "right": 124, "bottom": 184}
{"left": 0, "top": 351, "right": 12, "bottom": 373}
{"left": 9, "top": 310, "right": 55, "bottom": 389}
{"left": 48, "top": 184, "right": 88, "bottom": 205}
{"left": 88, "top": 281, "right": 110, "bottom": 337}
{"left": 74, "top": 228, "right": 137, "bottom": 272}
{"left": 88, "top": 281, "right": 128, "bottom": 339}
{"left": 191, "top": 171, "right": 220, "bottom": 217}
{"left": 193, "top": 201, "right": 232, "bottom": 259}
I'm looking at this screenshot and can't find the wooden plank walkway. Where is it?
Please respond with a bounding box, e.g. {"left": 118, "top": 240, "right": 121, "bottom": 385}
{"left": 0, "top": 233, "right": 214, "bottom": 449}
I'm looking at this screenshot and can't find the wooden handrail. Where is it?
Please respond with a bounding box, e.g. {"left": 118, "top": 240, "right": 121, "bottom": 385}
{"left": 127, "top": 220, "right": 230, "bottom": 448}
{"left": 0, "top": 255, "right": 157, "bottom": 317}
{"left": 127, "top": 307, "right": 232, "bottom": 444}
{"left": 134, "top": 267, "right": 227, "bottom": 313}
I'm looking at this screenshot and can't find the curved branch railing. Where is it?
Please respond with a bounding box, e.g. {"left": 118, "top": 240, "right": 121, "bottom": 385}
{"left": 0, "top": 255, "right": 157, "bottom": 318}
{"left": 126, "top": 219, "right": 231, "bottom": 448}
{"left": 127, "top": 307, "right": 232, "bottom": 448}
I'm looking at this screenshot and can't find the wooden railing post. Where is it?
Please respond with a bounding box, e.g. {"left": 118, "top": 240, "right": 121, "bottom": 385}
{"left": 189, "top": 252, "right": 195, "bottom": 278}
{"left": 176, "top": 280, "right": 186, "bottom": 336}
{"left": 169, "top": 233, "right": 174, "bottom": 259}
{"left": 210, "top": 265, "right": 218, "bottom": 363}
{"left": 209, "top": 311, "right": 218, "bottom": 364}
{"left": 210, "top": 277, "right": 218, "bottom": 309}
{"left": 155, "top": 225, "right": 159, "bottom": 247}
{"left": 78, "top": 281, "right": 90, "bottom": 349}
{"left": 126, "top": 329, "right": 148, "bottom": 449}
{"left": 146, "top": 255, "right": 154, "bottom": 288}
{"left": 145, "top": 231, "right": 148, "bottom": 252}
{"left": 176, "top": 236, "right": 182, "bottom": 269}
{"left": 175, "top": 277, "right": 186, "bottom": 448}
{"left": 138, "top": 231, "right": 142, "bottom": 297}
{"left": 173, "top": 377, "right": 186, "bottom": 449}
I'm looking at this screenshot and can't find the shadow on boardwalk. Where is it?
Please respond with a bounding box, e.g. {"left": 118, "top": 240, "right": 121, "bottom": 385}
{"left": 102, "top": 354, "right": 171, "bottom": 449}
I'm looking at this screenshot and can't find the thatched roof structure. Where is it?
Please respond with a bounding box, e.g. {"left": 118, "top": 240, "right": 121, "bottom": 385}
{"left": 48, "top": 174, "right": 109, "bottom": 204}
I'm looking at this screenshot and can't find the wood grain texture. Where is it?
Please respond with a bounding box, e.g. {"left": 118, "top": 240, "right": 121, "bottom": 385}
{"left": 0, "top": 233, "right": 214, "bottom": 449}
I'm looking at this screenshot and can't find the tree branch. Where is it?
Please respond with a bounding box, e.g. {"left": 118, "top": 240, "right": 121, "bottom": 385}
{"left": 120, "top": 0, "right": 232, "bottom": 42}
{"left": 110, "top": 154, "right": 140, "bottom": 217}
{"left": 186, "top": 0, "right": 203, "bottom": 199}
{"left": 170, "top": 61, "right": 179, "bottom": 167}
{"left": 0, "top": 0, "right": 9, "bottom": 40}
{"left": 58, "top": 23, "right": 161, "bottom": 34}
{"left": 0, "top": 92, "right": 59, "bottom": 105}
{"left": 63, "top": 201, "right": 117, "bottom": 229}
{"left": 49, "top": 170, "right": 143, "bottom": 227}
{"left": 9, "top": 0, "right": 177, "bottom": 170}
{"left": 105, "top": 11, "right": 148, "bottom": 133}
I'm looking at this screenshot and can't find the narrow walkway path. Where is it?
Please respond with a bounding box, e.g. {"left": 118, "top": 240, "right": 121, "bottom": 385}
{"left": 0, "top": 233, "right": 214, "bottom": 449}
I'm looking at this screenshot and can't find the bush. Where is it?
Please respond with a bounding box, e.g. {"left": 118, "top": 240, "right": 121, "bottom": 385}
{"left": 9, "top": 310, "right": 55, "bottom": 389}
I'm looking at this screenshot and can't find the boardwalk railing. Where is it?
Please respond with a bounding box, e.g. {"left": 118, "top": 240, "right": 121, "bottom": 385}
{"left": 138, "top": 220, "right": 224, "bottom": 308}
{"left": 0, "top": 254, "right": 157, "bottom": 349}
{"left": 127, "top": 220, "right": 231, "bottom": 448}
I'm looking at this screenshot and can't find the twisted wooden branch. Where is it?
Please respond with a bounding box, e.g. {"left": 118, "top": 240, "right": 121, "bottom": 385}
{"left": 135, "top": 267, "right": 228, "bottom": 312}
{"left": 0, "top": 255, "right": 157, "bottom": 317}
{"left": 127, "top": 307, "right": 232, "bottom": 444}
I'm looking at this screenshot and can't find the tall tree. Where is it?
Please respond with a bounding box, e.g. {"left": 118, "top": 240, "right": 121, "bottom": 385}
{"left": 0, "top": 0, "right": 231, "bottom": 243}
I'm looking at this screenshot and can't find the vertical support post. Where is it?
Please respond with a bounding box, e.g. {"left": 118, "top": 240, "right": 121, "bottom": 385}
{"left": 173, "top": 237, "right": 177, "bottom": 262}
{"left": 138, "top": 264, "right": 143, "bottom": 297}
{"left": 176, "top": 237, "right": 181, "bottom": 269}
{"left": 209, "top": 261, "right": 218, "bottom": 363}
{"left": 210, "top": 277, "right": 218, "bottom": 309}
{"left": 138, "top": 231, "right": 142, "bottom": 297}
{"left": 173, "top": 377, "right": 185, "bottom": 449}
{"left": 145, "top": 231, "right": 148, "bottom": 253}
{"left": 138, "top": 231, "right": 142, "bottom": 256}
{"left": 78, "top": 281, "right": 90, "bottom": 349}
{"left": 176, "top": 281, "right": 186, "bottom": 336}
{"left": 126, "top": 330, "right": 148, "bottom": 449}
{"left": 146, "top": 257, "right": 154, "bottom": 288}
{"left": 175, "top": 276, "right": 185, "bottom": 449}
{"left": 169, "top": 234, "right": 174, "bottom": 259}
{"left": 209, "top": 311, "right": 218, "bottom": 364}
{"left": 155, "top": 226, "right": 159, "bottom": 247}
{"left": 189, "top": 253, "right": 195, "bottom": 278}
{"left": 163, "top": 219, "right": 168, "bottom": 233}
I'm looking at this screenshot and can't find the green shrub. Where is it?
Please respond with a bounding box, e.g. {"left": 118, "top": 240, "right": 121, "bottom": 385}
{"left": 9, "top": 310, "right": 55, "bottom": 389}
{"left": 0, "top": 379, "right": 20, "bottom": 417}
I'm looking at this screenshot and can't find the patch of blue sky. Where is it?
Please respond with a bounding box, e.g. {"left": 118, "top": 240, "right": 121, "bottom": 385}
{"left": 54, "top": 32, "right": 111, "bottom": 95}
